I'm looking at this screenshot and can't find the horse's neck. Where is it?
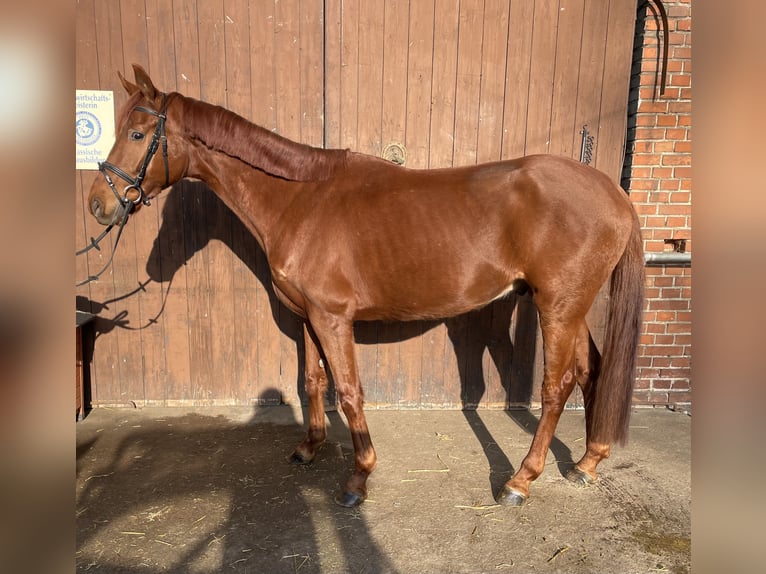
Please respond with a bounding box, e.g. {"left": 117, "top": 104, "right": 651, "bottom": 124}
{"left": 179, "top": 95, "right": 344, "bottom": 181}
{"left": 184, "top": 145, "right": 305, "bottom": 253}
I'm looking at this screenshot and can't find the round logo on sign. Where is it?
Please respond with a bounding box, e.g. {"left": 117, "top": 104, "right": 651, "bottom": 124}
{"left": 76, "top": 111, "right": 101, "bottom": 146}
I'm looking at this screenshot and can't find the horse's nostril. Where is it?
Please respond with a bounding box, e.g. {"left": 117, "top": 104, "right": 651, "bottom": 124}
{"left": 91, "top": 197, "right": 103, "bottom": 218}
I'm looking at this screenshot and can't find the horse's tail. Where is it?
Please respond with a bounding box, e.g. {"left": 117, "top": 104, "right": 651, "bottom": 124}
{"left": 591, "top": 213, "right": 645, "bottom": 446}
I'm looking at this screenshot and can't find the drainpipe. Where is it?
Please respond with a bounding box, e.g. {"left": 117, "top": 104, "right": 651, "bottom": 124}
{"left": 645, "top": 252, "right": 691, "bottom": 267}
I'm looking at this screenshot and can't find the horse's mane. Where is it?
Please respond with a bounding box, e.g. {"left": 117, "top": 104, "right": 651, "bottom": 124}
{"left": 177, "top": 94, "right": 347, "bottom": 181}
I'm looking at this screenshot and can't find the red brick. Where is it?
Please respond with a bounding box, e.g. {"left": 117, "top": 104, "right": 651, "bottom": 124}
{"left": 665, "top": 216, "right": 688, "bottom": 227}
{"left": 661, "top": 154, "right": 691, "bottom": 166}
{"left": 652, "top": 167, "right": 673, "bottom": 178}
{"left": 629, "top": 191, "right": 649, "bottom": 202}
{"left": 638, "top": 101, "right": 669, "bottom": 113}
{"left": 671, "top": 47, "right": 692, "bottom": 60}
{"left": 673, "top": 166, "right": 691, "bottom": 178}
{"left": 665, "top": 128, "right": 687, "bottom": 140}
{"left": 631, "top": 179, "right": 660, "bottom": 190}
{"left": 666, "top": 322, "right": 691, "bottom": 334}
{"left": 631, "top": 141, "right": 654, "bottom": 154}
{"left": 660, "top": 288, "right": 682, "bottom": 298}
{"left": 648, "top": 299, "right": 689, "bottom": 311}
{"left": 668, "top": 32, "right": 688, "bottom": 46}
{"left": 632, "top": 153, "right": 662, "bottom": 165}
{"left": 634, "top": 203, "right": 658, "bottom": 215}
{"left": 667, "top": 5, "right": 691, "bottom": 18}
{"left": 675, "top": 19, "right": 691, "bottom": 31}
{"left": 674, "top": 335, "right": 692, "bottom": 346}
{"left": 660, "top": 179, "right": 681, "bottom": 191}
{"left": 670, "top": 357, "right": 691, "bottom": 368}
{"left": 654, "top": 141, "right": 675, "bottom": 152}
{"left": 635, "top": 114, "right": 657, "bottom": 127}
{"left": 679, "top": 178, "right": 691, "bottom": 190}
{"left": 649, "top": 191, "right": 670, "bottom": 202}
{"left": 651, "top": 358, "right": 672, "bottom": 368}
{"left": 674, "top": 141, "right": 691, "bottom": 153}
{"left": 635, "top": 127, "right": 667, "bottom": 140}
{"left": 652, "top": 379, "right": 673, "bottom": 390}
{"left": 657, "top": 115, "right": 678, "bottom": 127}
{"left": 679, "top": 87, "right": 691, "bottom": 99}
{"left": 670, "top": 192, "right": 691, "bottom": 203}
{"left": 669, "top": 100, "right": 691, "bottom": 113}
{"left": 645, "top": 322, "right": 667, "bottom": 334}
{"left": 656, "top": 311, "right": 677, "bottom": 322}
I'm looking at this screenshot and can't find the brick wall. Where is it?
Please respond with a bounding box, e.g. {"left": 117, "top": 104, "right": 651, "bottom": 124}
{"left": 623, "top": 0, "right": 691, "bottom": 413}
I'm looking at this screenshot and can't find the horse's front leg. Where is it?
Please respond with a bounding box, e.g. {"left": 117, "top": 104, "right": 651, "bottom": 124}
{"left": 290, "top": 322, "right": 329, "bottom": 465}
{"left": 307, "top": 310, "right": 376, "bottom": 507}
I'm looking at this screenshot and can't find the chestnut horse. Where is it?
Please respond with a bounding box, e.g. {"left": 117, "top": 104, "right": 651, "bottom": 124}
{"left": 87, "top": 65, "right": 644, "bottom": 508}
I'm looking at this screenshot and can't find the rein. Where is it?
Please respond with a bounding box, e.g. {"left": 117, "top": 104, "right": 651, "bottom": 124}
{"left": 75, "top": 96, "right": 170, "bottom": 287}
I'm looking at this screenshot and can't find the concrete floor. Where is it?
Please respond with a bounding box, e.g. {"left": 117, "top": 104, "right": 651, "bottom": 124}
{"left": 76, "top": 406, "right": 690, "bottom": 573}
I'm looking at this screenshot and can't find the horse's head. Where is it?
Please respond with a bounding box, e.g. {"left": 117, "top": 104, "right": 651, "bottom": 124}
{"left": 87, "top": 64, "right": 188, "bottom": 226}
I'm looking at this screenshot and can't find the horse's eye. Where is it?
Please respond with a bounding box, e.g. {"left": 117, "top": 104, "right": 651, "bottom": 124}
{"left": 130, "top": 131, "right": 145, "bottom": 141}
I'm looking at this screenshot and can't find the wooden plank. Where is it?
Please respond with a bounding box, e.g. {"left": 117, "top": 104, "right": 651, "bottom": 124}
{"left": 428, "top": 0, "right": 459, "bottom": 168}
{"left": 524, "top": 0, "right": 559, "bottom": 155}
{"left": 145, "top": 0, "right": 192, "bottom": 404}
{"left": 596, "top": 0, "right": 637, "bottom": 182}
{"left": 225, "top": 0, "right": 259, "bottom": 403}
{"left": 323, "top": 0, "right": 342, "bottom": 149}
{"left": 476, "top": 0, "right": 511, "bottom": 408}
{"left": 300, "top": 0, "right": 326, "bottom": 148}
{"left": 476, "top": 0, "right": 510, "bottom": 164}
{"left": 338, "top": 0, "right": 359, "bottom": 150}
{"left": 355, "top": 3, "right": 385, "bottom": 403}
{"left": 198, "top": 0, "right": 238, "bottom": 403}
{"left": 119, "top": 0, "right": 168, "bottom": 405}
{"left": 501, "top": 0, "right": 534, "bottom": 160}
{"left": 399, "top": 0, "right": 436, "bottom": 407}
{"left": 75, "top": 0, "right": 99, "bottom": 349}
{"left": 571, "top": 0, "right": 609, "bottom": 169}
{"left": 548, "top": 0, "right": 586, "bottom": 158}
{"left": 173, "top": 0, "right": 214, "bottom": 404}
{"left": 452, "top": 0, "right": 483, "bottom": 166}
{"left": 273, "top": 0, "right": 303, "bottom": 402}
{"left": 422, "top": 0, "right": 459, "bottom": 407}
{"left": 93, "top": 0, "right": 147, "bottom": 405}
{"left": 374, "top": 0, "right": 410, "bottom": 406}
{"left": 80, "top": 0, "right": 120, "bottom": 406}
{"left": 248, "top": 1, "right": 283, "bottom": 405}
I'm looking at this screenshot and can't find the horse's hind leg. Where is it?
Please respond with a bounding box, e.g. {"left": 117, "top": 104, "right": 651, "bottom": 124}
{"left": 290, "top": 322, "right": 329, "bottom": 465}
{"left": 566, "top": 320, "right": 610, "bottom": 486}
{"left": 497, "top": 313, "right": 580, "bottom": 506}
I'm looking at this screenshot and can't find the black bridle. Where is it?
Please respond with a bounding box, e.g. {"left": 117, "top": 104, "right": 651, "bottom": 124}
{"left": 98, "top": 96, "right": 170, "bottom": 210}
{"left": 76, "top": 97, "right": 170, "bottom": 287}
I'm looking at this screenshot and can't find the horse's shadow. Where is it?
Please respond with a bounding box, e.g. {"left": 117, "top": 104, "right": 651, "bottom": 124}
{"left": 146, "top": 182, "right": 576, "bottom": 496}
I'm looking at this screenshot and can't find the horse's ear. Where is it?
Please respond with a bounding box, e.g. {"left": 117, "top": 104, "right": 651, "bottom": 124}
{"left": 118, "top": 70, "right": 139, "bottom": 96}
{"left": 131, "top": 63, "right": 160, "bottom": 105}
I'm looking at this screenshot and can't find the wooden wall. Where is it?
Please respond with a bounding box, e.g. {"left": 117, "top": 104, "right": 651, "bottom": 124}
{"left": 76, "top": 0, "right": 637, "bottom": 409}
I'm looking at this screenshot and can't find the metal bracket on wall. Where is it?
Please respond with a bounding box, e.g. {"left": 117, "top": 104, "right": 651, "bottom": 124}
{"left": 579, "top": 125, "right": 594, "bottom": 165}
{"left": 382, "top": 142, "right": 406, "bottom": 166}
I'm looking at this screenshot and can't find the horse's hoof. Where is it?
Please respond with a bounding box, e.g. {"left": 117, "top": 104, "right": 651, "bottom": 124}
{"left": 566, "top": 467, "right": 597, "bottom": 487}
{"left": 496, "top": 486, "right": 527, "bottom": 507}
{"left": 334, "top": 490, "right": 366, "bottom": 508}
{"left": 288, "top": 451, "right": 313, "bottom": 465}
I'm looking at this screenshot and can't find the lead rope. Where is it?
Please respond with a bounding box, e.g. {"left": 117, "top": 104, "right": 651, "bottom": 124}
{"left": 76, "top": 204, "right": 133, "bottom": 287}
